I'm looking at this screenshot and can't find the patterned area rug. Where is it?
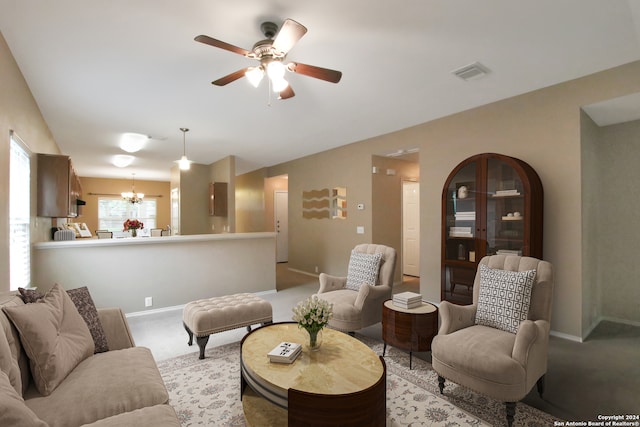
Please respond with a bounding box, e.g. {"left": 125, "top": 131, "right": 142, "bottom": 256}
{"left": 156, "top": 334, "right": 558, "bottom": 426}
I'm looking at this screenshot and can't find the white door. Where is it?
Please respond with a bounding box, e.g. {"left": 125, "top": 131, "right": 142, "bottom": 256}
{"left": 402, "top": 181, "right": 420, "bottom": 276}
{"left": 275, "top": 191, "right": 289, "bottom": 263}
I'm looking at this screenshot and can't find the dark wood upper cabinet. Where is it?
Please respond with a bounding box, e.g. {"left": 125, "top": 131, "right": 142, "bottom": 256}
{"left": 37, "top": 154, "right": 82, "bottom": 218}
{"left": 441, "top": 153, "right": 543, "bottom": 305}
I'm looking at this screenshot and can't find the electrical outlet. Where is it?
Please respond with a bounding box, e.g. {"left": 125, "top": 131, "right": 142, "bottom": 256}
{"left": 145, "top": 297, "right": 153, "bottom": 307}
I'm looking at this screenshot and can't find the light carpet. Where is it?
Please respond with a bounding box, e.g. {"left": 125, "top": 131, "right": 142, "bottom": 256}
{"left": 157, "top": 334, "right": 558, "bottom": 426}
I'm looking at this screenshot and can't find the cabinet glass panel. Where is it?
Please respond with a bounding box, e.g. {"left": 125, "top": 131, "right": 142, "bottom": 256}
{"left": 486, "top": 158, "right": 525, "bottom": 256}
{"left": 444, "top": 162, "right": 476, "bottom": 262}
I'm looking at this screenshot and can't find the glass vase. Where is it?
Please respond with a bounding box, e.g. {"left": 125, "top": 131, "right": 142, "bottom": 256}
{"left": 131, "top": 229, "right": 137, "bottom": 237}
{"left": 307, "top": 328, "right": 323, "bottom": 351}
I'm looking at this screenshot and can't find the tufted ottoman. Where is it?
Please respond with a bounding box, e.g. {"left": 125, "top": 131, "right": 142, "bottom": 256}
{"left": 183, "top": 293, "right": 273, "bottom": 359}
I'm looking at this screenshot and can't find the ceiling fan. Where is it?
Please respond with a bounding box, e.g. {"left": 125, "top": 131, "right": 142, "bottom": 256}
{"left": 195, "top": 19, "right": 342, "bottom": 100}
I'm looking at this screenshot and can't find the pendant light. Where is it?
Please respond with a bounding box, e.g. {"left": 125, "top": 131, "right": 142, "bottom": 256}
{"left": 177, "top": 127, "right": 191, "bottom": 170}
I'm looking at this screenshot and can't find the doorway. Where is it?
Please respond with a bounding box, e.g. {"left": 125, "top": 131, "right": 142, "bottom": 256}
{"left": 402, "top": 180, "right": 420, "bottom": 277}
{"left": 275, "top": 190, "right": 289, "bottom": 263}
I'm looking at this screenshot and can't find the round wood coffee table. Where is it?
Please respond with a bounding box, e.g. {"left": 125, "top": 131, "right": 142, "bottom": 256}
{"left": 240, "top": 322, "right": 385, "bottom": 426}
{"left": 382, "top": 299, "right": 438, "bottom": 369}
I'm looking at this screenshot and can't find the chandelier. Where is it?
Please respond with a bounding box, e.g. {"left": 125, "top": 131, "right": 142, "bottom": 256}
{"left": 122, "top": 173, "right": 144, "bottom": 204}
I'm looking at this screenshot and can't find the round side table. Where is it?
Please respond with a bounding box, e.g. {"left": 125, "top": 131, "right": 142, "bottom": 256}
{"left": 381, "top": 299, "right": 438, "bottom": 369}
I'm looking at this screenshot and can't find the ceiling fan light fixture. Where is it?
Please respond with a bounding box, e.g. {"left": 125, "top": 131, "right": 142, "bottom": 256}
{"left": 266, "top": 61, "right": 286, "bottom": 79}
{"left": 246, "top": 66, "right": 264, "bottom": 87}
{"left": 271, "top": 77, "right": 289, "bottom": 92}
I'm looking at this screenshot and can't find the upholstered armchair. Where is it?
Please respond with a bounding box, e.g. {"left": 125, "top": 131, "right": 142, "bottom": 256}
{"left": 432, "top": 255, "right": 554, "bottom": 427}
{"left": 316, "top": 244, "right": 397, "bottom": 332}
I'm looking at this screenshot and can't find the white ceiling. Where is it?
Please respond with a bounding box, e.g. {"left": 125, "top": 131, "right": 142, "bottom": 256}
{"left": 1, "top": 0, "right": 640, "bottom": 181}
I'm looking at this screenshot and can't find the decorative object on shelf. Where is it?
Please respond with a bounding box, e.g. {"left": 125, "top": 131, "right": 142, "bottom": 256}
{"left": 457, "top": 185, "right": 469, "bottom": 199}
{"left": 292, "top": 296, "right": 333, "bottom": 351}
{"left": 123, "top": 219, "right": 144, "bottom": 237}
{"left": 121, "top": 174, "right": 144, "bottom": 204}
{"left": 176, "top": 128, "right": 191, "bottom": 171}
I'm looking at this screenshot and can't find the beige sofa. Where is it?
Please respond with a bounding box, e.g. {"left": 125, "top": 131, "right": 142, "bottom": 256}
{"left": 0, "top": 289, "right": 180, "bottom": 427}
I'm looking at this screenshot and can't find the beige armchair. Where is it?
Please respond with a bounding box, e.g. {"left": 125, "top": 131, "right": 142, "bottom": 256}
{"left": 432, "top": 255, "right": 554, "bottom": 427}
{"left": 316, "top": 244, "right": 397, "bottom": 332}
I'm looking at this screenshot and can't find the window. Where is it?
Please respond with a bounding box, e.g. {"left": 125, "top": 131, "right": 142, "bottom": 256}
{"left": 97, "top": 197, "right": 157, "bottom": 232}
{"left": 10, "top": 132, "right": 31, "bottom": 290}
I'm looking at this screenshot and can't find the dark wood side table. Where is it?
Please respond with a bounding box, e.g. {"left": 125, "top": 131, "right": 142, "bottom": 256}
{"left": 381, "top": 299, "right": 438, "bottom": 369}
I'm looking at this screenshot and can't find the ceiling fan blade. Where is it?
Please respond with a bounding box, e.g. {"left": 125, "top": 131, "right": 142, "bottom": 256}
{"left": 212, "top": 68, "right": 250, "bottom": 86}
{"left": 287, "top": 62, "right": 342, "bottom": 83}
{"left": 195, "top": 35, "right": 250, "bottom": 56}
{"left": 279, "top": 85, "right": 295, "bottom": 100}
{"left": 272, "top": 19, "right": 307, "bottom": 55}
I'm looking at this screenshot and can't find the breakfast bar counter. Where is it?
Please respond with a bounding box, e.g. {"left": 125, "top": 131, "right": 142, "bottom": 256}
{"left": 33, "top": 232, "right": 276, "bottom": 314}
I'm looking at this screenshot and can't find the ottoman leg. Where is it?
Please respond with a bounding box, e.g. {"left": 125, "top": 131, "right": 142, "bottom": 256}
{"left": 196, "top": 335, "right": 210, "bottom": 359}
{"left": 183, "top": 322, "right": 194, "bottom": 346}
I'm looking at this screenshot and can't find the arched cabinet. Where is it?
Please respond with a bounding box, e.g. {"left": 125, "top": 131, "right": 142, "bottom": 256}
{"left": 441, "top": 153, "right": 543, "bottom": 304}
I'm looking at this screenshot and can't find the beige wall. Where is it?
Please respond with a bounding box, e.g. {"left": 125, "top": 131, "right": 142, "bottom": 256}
{"left": 0, "top": 32, "right": 61, "bottom": 291}
{"left": 77, "top": 177, "right": 171, "bottom": 234}
{"left": 592, "top": 118, "right": 640, "bottom": 326}
{"left": 236, "top": 168, "right": 267, "bottom": 233}
{"left": 268, "top": 61, "right": 640, "bottom": 339}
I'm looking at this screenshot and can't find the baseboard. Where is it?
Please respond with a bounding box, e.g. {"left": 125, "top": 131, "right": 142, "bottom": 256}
{"left": 125, "top": 289, "right": 277, "bottom": 318}
{"left": 287, "top": 268, "right": 319, "bottom": 278}
{"left": 549, "top": 330, "right": 583, "bottom": 343}
{"left": 600, "top": 315, "right": 640, "bottom": 328}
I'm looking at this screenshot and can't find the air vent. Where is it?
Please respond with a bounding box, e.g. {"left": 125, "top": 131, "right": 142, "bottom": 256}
{"left": 452, "top": 62, "right": 490, "bottom": 81}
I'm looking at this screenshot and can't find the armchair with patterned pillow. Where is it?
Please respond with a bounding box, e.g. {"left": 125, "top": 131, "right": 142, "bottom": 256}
{"left": 432, "top": 255, "right": 554, "bottom": 427}
{"left": 316, "top": 244, "right": 397, "bottom": 332}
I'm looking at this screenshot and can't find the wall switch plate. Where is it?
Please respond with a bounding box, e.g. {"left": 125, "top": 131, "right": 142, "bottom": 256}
{"left": 145, "top": 297, "right": 153, "bottom": 307}
{"left": 356, "top": 226, "right": 365, "bottom": 234}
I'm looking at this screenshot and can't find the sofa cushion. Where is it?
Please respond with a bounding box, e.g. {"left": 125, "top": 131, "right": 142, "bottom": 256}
{"left": 2, "top": 284, "right": 94, "bottom": 396}
{"left": 19, "top": 286, "right": 109, "bottom": 354}
{"left": 66, "top": 287, "right": 109, "bottom": 353}
{"left": 80, "top": 405, "right": 181, "bottom": 427}
{"left": 0, "top": 313, "right": 23, "bottom": 396}
{"left": 0, "top": 370, "right": 48, "bottom": 427}
{"left": 24, "top": 347, "right": 170, "bottom": 427}
{"left": 345, "top": 251, "right": 383, "bottom": 291}
{"left": 0, "top": 292, "right": 31, "bottom": 396}
{"left": 474, "top": 264, "right": 536, "bottom": 333}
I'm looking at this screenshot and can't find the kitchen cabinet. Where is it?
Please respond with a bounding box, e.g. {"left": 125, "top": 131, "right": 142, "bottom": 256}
{"left": 37, "top": 154, "right": 83, "bottom": 218}
{"left": 441, "top": 153, "right": 543, "bottom": 304}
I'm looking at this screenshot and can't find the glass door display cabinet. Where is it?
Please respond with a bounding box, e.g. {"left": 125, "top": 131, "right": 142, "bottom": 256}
{"left": 441, "top": 153, "right": 543, "bottom": 304}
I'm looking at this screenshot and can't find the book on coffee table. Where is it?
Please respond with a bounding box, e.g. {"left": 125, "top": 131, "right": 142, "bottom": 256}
{"left": 393, "top": 291, "right": 423, "bottom": 309}
{"left": 267, "top": 342, "right": 302, "bottom": 364}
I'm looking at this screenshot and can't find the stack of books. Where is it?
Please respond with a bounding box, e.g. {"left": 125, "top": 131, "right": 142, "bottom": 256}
{"left": 393, "top": 292, "right": 423, "bottom": 309}
{"left": 496, "top": 249, "right": 523, "bottom": 256}
{"left": 493, "top": 189, "right": 521, "bottom": 197}
{"left": 267, "top": 342, "right": 302, "bottom": 364}
{"left": 455, "top": 211, "right": 476, "bottom": 221}
{"left": 449, "top": 226, "right": 473, "bottom": 238}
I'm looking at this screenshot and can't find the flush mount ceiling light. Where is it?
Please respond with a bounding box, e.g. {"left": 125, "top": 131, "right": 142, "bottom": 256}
{"left": 119, "top": 133, "right": 148, "bottom": 153}
{"left": 112, "top": 154, "right": 135, "bottom": 168}
{"left": 176, "top": 128, "right": 191, "bottom": 171}
{"left": 122, "top": 173, "right": 144, "bottom": 204}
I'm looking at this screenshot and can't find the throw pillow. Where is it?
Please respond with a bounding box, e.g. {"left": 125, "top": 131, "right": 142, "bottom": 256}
{"left": 474, "top": 264, "right": 537, "bottom": 334}
{"left": 345, "top": 251, "right": 383, "bottom": 291}
{"left": 2, "top": 283, "right": 95, "bottom": 396}
{"left": 19, "top": 286, "right": 109, "bottom": 354}
{"left": 0, "top": 371, "right": 48, "bottom": 427}
{"left": 66, "top": 287, "right": 109, "bottom": 353}
{"left": 18, "top": 287, "right": 43, "bottom": 304}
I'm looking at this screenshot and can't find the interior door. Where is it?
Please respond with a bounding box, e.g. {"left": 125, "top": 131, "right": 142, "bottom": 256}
{"left": 275, "top": 191, "right": 289, "bottom": 263}
{"left": 402, "top": 181, "right": 420, "bottom": 276}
